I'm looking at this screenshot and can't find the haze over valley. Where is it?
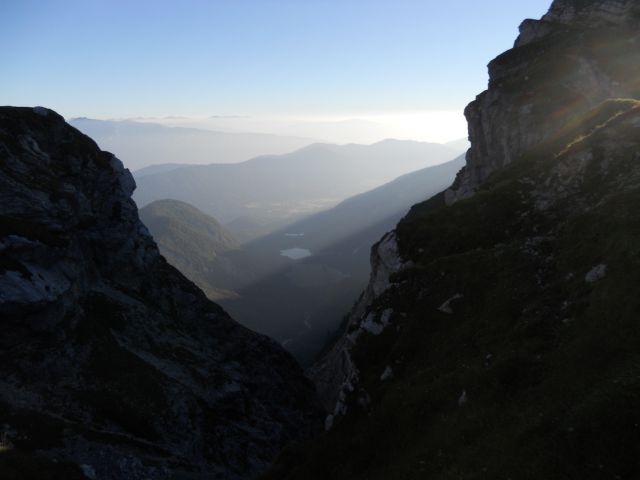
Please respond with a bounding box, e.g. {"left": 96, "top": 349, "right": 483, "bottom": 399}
{"left": 138, "top": 155, "right": 466, "bottom": 364}
{"left": 131, "top": 137, "right": 467, "bottom": 241}
{"left": 69, "top": 117, "right": 316, "bottom": 170}
{"left": 61, "top": 50, "right": 472, "bottom": 366}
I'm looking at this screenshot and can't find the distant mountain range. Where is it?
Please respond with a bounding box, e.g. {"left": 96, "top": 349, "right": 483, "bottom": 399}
{"left": 134, "top": 163, "right": 197, "bottom": 178}
{"left": 128, "top": 115, "right": 468, "bottom": 146}
{"left": 138, "top": 156, "right": 464, "bottom": 364}
{"left": 69, "top": 117, "right": 315, "bottom": 170}
{"left": 242, "top": 154, "right": 466, "bottom": 262}
{"left": 134, "top": 139, "right": 466, "bottom": 241}
{"left": 221, "top": 155, "right": 465, "bottom": 364}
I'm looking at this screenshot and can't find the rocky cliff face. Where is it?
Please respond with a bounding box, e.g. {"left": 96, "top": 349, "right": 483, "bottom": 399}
{"left": 0, "top": 107, "right": 321, "bottom": 479}
{"left": 276, "top": 1, "right": 640, "bottom": 478}
{"left": 309, "top": 232, "right": 408, "bottom": 417}
{"left": 446, "top": 0, "right": 640, "bottom": 203}
{"left": 542, "top": 0, "right": 640, "bottom": 26}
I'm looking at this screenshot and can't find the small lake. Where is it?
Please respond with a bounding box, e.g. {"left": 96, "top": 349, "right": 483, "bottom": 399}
{"left": 280, "top": 247, "right": 312, "bottom": 260}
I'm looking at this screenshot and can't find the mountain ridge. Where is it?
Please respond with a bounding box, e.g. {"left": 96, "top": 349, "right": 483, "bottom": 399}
{"left": 134, "top": 139, "right": 464, "bottom": 241}
{"left": 69, "top": 117, "right": 316, "bottom": 170}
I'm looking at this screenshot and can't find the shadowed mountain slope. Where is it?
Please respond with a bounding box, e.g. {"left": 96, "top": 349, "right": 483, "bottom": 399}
{"left": 139, "top": 199, "right": 250, "bottom": 300}
{"left": 0, "top": 107, "right": 322, "bottom": 480}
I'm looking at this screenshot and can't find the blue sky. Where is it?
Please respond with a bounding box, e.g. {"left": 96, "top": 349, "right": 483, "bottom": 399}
{"left": 1, "top": 0, "right": 552, "bottom": 122}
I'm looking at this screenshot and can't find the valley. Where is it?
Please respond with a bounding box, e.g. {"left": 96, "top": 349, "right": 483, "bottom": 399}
{"left": 137, "top": 153, "right": 465, "bottom": 364}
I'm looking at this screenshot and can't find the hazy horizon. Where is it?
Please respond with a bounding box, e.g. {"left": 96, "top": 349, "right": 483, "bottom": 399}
{"left": 70, "top": 112, "right": 473, "bottom": 148}
{"left": 2, "top": 0, "right": 553, "bottom": 144}
{"left": 74, "top": 111, "right": 470, "bottom": 145}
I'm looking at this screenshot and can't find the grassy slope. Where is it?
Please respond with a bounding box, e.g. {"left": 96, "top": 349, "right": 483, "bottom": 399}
{"left": 266, "top": 102, "right": 640, "bottom": 480}
{"left": 139, "top": 199, "right": 242, "bottom": 300}
{"left": 139, "top": 199, "right": 239, "bottom": 261}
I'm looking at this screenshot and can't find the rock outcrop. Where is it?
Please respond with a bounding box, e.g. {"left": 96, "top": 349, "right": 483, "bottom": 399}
{"left": 542, "top": 0, "right": 640, "bottom": 26}
{"left": 446, "top": 0, "right": 640, "bottom": 204}
{"left": 0, "top": 107, "right": 321, "bottom": 479}
{"left": 309, "top": 232, "right": 408, "bottom": 414}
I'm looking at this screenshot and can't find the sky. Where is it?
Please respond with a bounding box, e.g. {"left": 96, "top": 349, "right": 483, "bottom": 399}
{"left": 1, "top": 0, "right": 553, "bottom": 143}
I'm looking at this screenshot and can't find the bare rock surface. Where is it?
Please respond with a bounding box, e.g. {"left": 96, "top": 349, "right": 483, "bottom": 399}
{"left": 446, "top": 0, "right": 640, "bottom": 204}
